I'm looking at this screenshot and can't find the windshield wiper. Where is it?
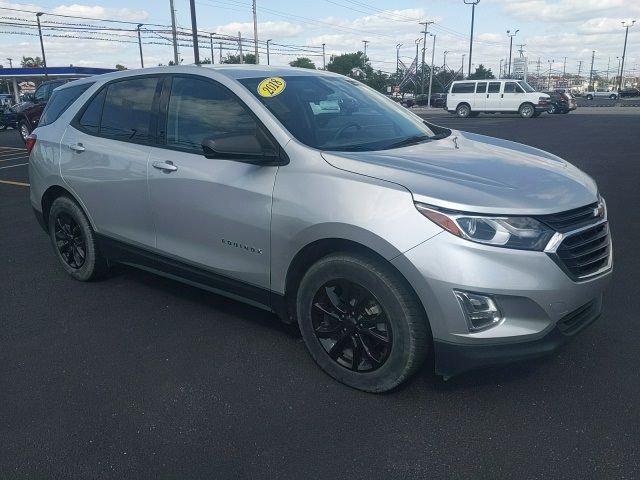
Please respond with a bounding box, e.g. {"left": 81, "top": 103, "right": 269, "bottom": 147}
{"left": 384, "top": 134, "right": 431, "bottom": 150}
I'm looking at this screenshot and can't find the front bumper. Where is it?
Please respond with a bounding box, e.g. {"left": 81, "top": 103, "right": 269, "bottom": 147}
{"left": 391, "top": 231, "right": 612, "bottom": 377}
{"left": 535, "top": 103, "right": 551, "bottom": 112}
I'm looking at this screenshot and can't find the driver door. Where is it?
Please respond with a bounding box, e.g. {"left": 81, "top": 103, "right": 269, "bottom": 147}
{"left": 147, "top": 75, "right": 279, "bottom": 291}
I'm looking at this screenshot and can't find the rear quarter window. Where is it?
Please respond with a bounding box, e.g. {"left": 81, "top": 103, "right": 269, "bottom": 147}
{"left": 38, "top": 83, "right": 93, "bottom": 127}
{"left": 451, "top": 82, "right": 475, "bottom": 94}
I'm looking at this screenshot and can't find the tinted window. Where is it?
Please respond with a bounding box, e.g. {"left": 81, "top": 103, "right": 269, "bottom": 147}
{"left": 504, "top": 82, "right": 519, "bottom": 93}
{"left": 488, "top": 82, "right": 501, "bottom": 93}
{"left": 100, "top": 77, "right": 159, "bottom": 142}
{"left": 476, "top": 82, "right": 487, "bottom": 93}
{"left": 451, "top": 82, "right": 475, "bottom": 94}
{"left": 166, "top": 76, "right": 259, "bottom": 152}
{"left": 34, "top": 83, "right": 50, "bottom": 103}
{"left": 78, "top": 89, "right": 106, "bottom": 134}
{"left": 39, "top": 83, "right": 92, "bottom": 127}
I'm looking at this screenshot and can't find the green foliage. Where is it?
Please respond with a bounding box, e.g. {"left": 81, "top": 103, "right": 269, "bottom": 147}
{"left": 115, "top": 64, "right": 127, "bottom": 71}
{"left": 289, "top": 57, "right": 316, "bottom": 69}
{"left": 222, "top": 53, "right": 256, "bottom": 64}
{"left": 21, "top": 56, "right": 44, "bottom": 67}
{"left": 467, "top": 64, "right": 495, "bottom": 80}
{"left": 327, "top": 52, "right": 368, "bottom": 76}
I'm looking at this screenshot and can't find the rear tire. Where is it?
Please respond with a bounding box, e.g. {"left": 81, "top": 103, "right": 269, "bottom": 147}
{"left": 456, "top": 103, "right": 471, "bottom": 118}
{"left": 48, "top": 196, "right": 108, "bottom": 281}
{"left": 518, "top": 103, "right": 535, "bottom": 118}
{"left": 296, "top": 253, "right": 430, "bottom": 393}
{"left": 609, "top": 94, "right": 616, "bottom": 99}
{"left": 547, "top": 104, "right": 557, "bottom": 114}
{"left": 586, "top": 94, "right": 593, "bottom": 100}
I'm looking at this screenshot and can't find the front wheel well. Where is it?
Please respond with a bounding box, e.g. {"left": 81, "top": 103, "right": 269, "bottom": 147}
{"left": 283, "top": 239, "right": 430, "bottom": 334}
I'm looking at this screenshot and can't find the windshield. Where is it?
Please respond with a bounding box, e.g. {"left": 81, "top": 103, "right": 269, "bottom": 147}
{"left": 518, "top": 81, "right": 536, "bottom": 93}
{"left": 239, "top": 75, "right": 438, "bottom": 151}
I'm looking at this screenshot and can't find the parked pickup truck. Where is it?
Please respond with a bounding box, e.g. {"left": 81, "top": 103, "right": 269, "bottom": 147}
{"left": 585, "top": 90, "right": 618, "bottom": 100}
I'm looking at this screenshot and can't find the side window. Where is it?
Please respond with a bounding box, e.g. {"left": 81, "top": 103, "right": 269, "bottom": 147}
{"left": 165, "top": 76, "right": 259, "bottom": 153}
{"left": 100, "top": 77, "right": 159, "bottom": 142}
{"left": 504, "top": 82, "right": 519, "bottom": 93}
{"left": 39, "top": 83, "right": 93, "bottom": 127}
{"left": 78, "top": 89, "right": 107, "bottom": 134}
{"left": 34, "top": 83, "right": 50, "bottom": 103}
{"left": 476, "top": 82, "right": 487, "bottom": 93}
{"left": 488, "top": 82, "right": 501, "bottom": 93}
{"left": 451, "top": 82, "right": 475, "bottom": 94}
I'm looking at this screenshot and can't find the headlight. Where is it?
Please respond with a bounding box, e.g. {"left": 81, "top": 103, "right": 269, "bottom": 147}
{"left": 415, "top": 203, "right": 554, "bottom": 251}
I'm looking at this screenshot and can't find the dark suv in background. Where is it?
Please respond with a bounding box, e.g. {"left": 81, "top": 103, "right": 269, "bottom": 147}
{"left": 17, "top": 79, "right": 67, "bottom": 141}
{"left": 544, "top": 90, "right": 577, "bottom": 114}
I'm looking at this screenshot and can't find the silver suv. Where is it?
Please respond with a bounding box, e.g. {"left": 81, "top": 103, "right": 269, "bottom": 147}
{"left": 29, "top": 66, "right": 612, "bottom": 392}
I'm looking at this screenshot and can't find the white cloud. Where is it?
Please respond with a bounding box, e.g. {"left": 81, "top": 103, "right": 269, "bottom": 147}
{"left": 213, "top": 20, "right": 303, "bottom": 39}
{"left": 52, "top": 4, "right": 148, "bottom": 22}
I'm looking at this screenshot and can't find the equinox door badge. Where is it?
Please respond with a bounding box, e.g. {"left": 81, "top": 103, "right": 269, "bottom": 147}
{"left": 221, "top": 239, "right": 263, "bottom": 254}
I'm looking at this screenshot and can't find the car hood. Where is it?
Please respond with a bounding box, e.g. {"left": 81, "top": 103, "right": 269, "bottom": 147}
{"left": 321, "top": 130, "right": 598, "bottom": 215}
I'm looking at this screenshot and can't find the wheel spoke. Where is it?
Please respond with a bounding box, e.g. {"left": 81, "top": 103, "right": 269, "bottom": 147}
{"left": 313, "top": 302, "right": 341, "bottom": 320}
{"left": 350, "top": 336, "right": 363, "bottom": 371}
{"left": 314, "top": 321, "right": 342, "bottom": 338}
{"left": 357, "top": 334, "right": 381, "bottom": 365}
{"left": 361, "top": 327, "right": 390, "bottom": 344}
{"left": 324, "top": 286, "right": 345, "bottom": 314}
{"left": 328, "top": 332, "right": 350, "bottom": 360}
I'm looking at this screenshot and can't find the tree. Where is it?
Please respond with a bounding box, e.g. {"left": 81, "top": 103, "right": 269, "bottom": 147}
{"left": 327, "top": 52, "right": 369, "bottom": 76}
{"left": 222, "top": 53, "right": 256, "bottom": 64}
{"left": 467, "top": 64, "right": 495, "bottom": 80}
{"left": 21, "top": 56, "right": 44, "bottom": 67}
{"left": 289, "top": 57, "right": 316, "bottom": 69}
{"left": 200, "top": 58, "right": 212, "bottom": 65}
{"left": 115, "top": 64, "right": 127, "bottom": 70}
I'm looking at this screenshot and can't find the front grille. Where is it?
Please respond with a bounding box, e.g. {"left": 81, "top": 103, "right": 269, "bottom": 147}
{"left": 557, "top": 299, "right": 600, "bottom": 336}
{"left": 537, "top": 202, "right": 598, "bottom": 232}
{"left": 556, "top": 222, "right": 611, "bottom": 278}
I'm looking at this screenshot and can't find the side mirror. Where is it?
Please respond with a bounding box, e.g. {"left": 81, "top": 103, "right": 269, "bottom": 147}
{"left": 201, "top": 135, "right": 283, "bottom": 165}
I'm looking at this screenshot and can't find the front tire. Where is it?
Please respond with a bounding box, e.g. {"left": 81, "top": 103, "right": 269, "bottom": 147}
{"left": 48, "top": 196, "right": 108, "bottom": 281}
{"left": 586, "top": 94, "right": 593, "bottom": 100}
{"left": 296, "top": 253, "right": 430, "bottom": 392}
{"left": 547, "top": 104, "right": 557, "bottom": 114}
{"left": 609, "top": 94, "right": 617, "bottom": 99}
{"left": 18, "top": 119, "right": 31, "bottom": 142}
{"left": 519, "top": 103, "right": 535, "bottom": 118}
{"left": 456, "top": 103, "right": 471, "bottom": 118}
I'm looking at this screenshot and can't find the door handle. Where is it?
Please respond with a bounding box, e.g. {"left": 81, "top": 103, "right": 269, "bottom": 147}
{"left": 68, "top": 143, "right": 85, "bottom": 153}
{"left": 486, "top": 94, "right": 489, "bottom": 98}
{"left": 501, "top": 94, "right": 504, "bottom": 98}
{"left": 152, "top": 161, "right": 178, "bottom": 172}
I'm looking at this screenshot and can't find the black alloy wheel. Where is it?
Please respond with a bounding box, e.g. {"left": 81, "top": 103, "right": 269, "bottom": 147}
{"left": 54, "top": 212, "right": 86, "bottom": 269}
{"left": 311, "top": 279, "right": 392, "bottom": 372}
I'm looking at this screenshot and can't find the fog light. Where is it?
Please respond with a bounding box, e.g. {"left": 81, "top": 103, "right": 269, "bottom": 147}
{"left": 454, "top": 290, "right": 503, "bottom": 332}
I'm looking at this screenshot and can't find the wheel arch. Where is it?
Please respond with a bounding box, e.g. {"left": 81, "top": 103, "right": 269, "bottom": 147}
{"left": 40, "top": 184, "right": 95, "bottom": 233}
{"left": 282, "top": 238, "right": 432, "bottom": 339}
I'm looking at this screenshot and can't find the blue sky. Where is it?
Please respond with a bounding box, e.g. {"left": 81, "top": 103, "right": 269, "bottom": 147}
{"left": 0, "top": 0, "right": 638, "bottom": 79}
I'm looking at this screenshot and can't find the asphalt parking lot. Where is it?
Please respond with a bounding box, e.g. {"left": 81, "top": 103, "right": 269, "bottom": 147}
{"left": 1, "top": 110, "right": 639, "bottom": 479}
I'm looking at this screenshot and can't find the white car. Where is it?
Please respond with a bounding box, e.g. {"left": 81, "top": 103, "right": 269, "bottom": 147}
{"left": 585, "top": 91, "right": 618, "bottom": 100}
{"left": 446, "top": 79, "right": 550, "bottom": 118}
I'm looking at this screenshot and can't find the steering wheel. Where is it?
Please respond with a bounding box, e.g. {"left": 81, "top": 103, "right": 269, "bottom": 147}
{"left": 332, "top": 122, "right": 362, "bottom": 141}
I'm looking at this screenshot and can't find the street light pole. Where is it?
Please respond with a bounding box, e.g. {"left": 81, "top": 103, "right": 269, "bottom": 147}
{"left": 362, "top": 40, "right": 369, "bottom": 67}
{"left": 396, "top": 43, "right": 402, "bottom": 76}
{"left": 252, "top": 0, "right": 259, "bottom": 64}
{"left": 137, "top": 24, "right": 144, "bottom": 68}
{"left": 266, "top": 39, "right": 272, "bottom": 65}
{"left": 419, "top": 20, "right": 433, "bottom": 94}
{"left": 588, "top": 50, "right": 595, "bottom": 91}
{"left": 506, "top": 29, "right": 519, "bottom": 77}
{"left": 428, "top": 34, "right": 436, "bottom": 109}
{"left": 189, "top": 0, "right": 200, "bottom": 65}
{"left": 462, "top": 54, "right": 466, "bottom": 78}
{"left": 322, "top": 43, "right": 326, "bottom": 69}
{"left": 464, "top": 0, "right": 480, "bottom": 80}
{"left": 499, "top": 59, "right": 503, "bottom": 79}
{"left": 169, "top": 0, "right": 179, "bottom": 65}
{"left": 618, "top": 20, "right": 636, "bottom": 92}
{"left": 548, "top": 59, "right": 554, "bottom": 90}
{"left": 210, "top": 33, "right": 215, "bottom": 64}
{"left": 415, "top": 38, "right": 422, "bottom": 93}
{"left": 36, "top": 13, "right": 48, "bottom": 79}
{"left": 6, "top": 58, "right": 12, "bottom": 68}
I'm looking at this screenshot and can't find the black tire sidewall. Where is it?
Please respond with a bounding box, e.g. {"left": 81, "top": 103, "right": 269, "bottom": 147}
{"left": 48, "top": 196, "right": 105, "bottom": 281}
{"left": 297, "top": 254, "right": 428, "bottom": 392}
{"left": 19, "top": 120, "right": 30, "bottom": 141}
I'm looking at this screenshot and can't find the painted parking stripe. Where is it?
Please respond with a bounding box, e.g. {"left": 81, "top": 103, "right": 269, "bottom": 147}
{"left": 0, "top": 155, "right": 29, "bottom": 163}
{"left": 0, "top": 151, "right": 26, "bottom": 158}
{"left": 0, "top": 146, "right": 27, "bottom": 152}
{"left": 0, "top": 162, "right": 28, "bottom": 169}
{"left": 0, "top": 179, "right": 29, "bottom": 187}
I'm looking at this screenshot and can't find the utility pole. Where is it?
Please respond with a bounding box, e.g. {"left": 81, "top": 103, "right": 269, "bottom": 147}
{"left": 136, "top": 24, "right": 144, "bottom": 68}
{"left": 428, "top": 34, "right": 436, "bottom": 109}
{"left": 499, "top": 58, "right": 503, "bottom": 79}
{"left": 419, "top": 20, "right": 433, "bottom": 94}
{"left": 548, "top": 59, "right": 554, "bottom": 90}
{"left": 238, "top": 32, "right": 243, "bottom": 63}
{"left": 396, "top": 43, "right": 402, "bottom": 76}
{"left": 415, "top": 38, "right": 422, "bottom": 92}
{"left": 219, "top": 43, "right": 223, "bottom": 63}
{"left": 588, "top": 50, "right": 595, "bottom": 91}
{"left": 6, "top": 58, "right": 12, "bottom": 68}
{"left": 618, "top": 20, "right": 636, "bottom": 92}
{"left": 517, "top": 43, "right": 526, "bottom": 57}
{"left": 35, "top": 13, "right": 48, "bottom": 79}
{"left": 462, "top": 54, "right": 466, "bottom": 78}
{"left": 169, "top": 0, "right": 179, "bottom": 65}
{"left": 616, "top": 56, "right": 622, "bottom": 86}
{"left": 210, "top": 33, "right": 215, "bottom": 64}
{"left": 536, "top": 57, "right": 541, "bottom": 87}
{"left": 606, "top": 56, "right": 610, "bottom": 82}
{"left": 252, "top": 0, "right": 259, "bottom": 64}
{"left": 266, "top": 39, "right": 272, "bottom": 65}
{"left": 506, "top": 29, "right": 519, "bottom": 77}
{"left": 443, "top": 50, "right": 449, "bottom": 69}
{"left": 189, "top": 0, "right": 200, "bottom": 64}
{"left": 563, "top": 56, "right": 567, "bottom": 77}
{"left": 362, "top": 40, "right": 369, "bottom": 67}
{"left": 322, "top": 43, "right": 326, "bottom": 69}
{"left": 464, "top": 0, "right": 480, "bottom": 80}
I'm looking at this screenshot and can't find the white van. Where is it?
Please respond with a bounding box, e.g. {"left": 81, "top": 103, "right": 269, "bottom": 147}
{"left": 446, "top": 80, "right": 550, "bottom": 118}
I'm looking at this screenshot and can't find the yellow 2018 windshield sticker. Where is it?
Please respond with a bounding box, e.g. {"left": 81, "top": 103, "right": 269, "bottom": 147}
{"left": 257, "top": 77, "right": 286, "bottom": 97}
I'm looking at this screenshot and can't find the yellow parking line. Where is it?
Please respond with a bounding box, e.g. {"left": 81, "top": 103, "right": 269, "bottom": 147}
{"left": 0, "top": 179, "right": 29, "bottom": 187}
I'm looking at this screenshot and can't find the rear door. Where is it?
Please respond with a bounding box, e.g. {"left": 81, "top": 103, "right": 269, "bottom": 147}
{"left": 448, "top": 82, "right": 476, "bottom": 110}
{"left": 146, "top": 74, "right": 278, "bottom": 290}
{"left": 485, "top": 82, "right": 502, "bottom": 110}
{"left": 60, "top": 75, "right": 161, "bottom": 247}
